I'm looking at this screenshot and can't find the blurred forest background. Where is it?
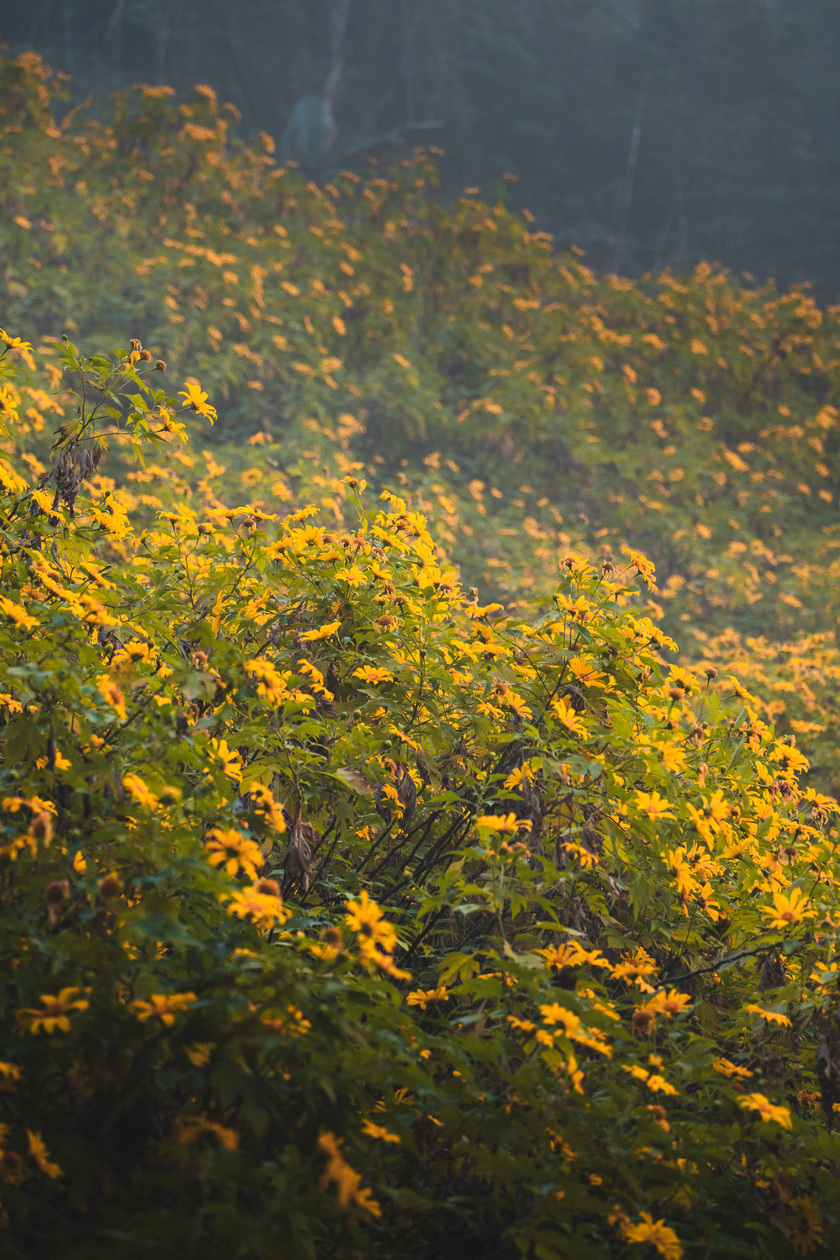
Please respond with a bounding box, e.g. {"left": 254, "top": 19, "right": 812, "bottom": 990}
{"left": 5, "top": 0, "right": 840, "bottom": 296}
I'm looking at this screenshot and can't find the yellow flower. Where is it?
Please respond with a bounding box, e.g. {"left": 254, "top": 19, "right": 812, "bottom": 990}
{"left": 620, "top": 1064, "right": 678, "bottom": 1095}
{"left": 738, "top": 1092, "right": 792, "bottom": 1129}
{"left": 0, "top": 595, "right": 38, "bottom": 630}
{"left": 549, "top": 695, "right": 588, "bottom": 735}
{"left": 122, "top": 773, "right": 159, "bottom": 810}
{"left": 621, "top": 547, "right": 657, "bottom": 589}
{"left": 744, "top": 1004, "right": 792, "bottom": 1027}
{"left": 406, "top": 987, "right": 448, "bottom": 1010}
{"left": 178, "top": 379, "right": 217, "bottom": 422}
{"left": 245, "top": 658, "right": 291, "bottom": 705}
{"left": 622, "top": 1211, "right": 683, "bottom": 1259}
{"left": 318, "top": 1131, "right": 381, "bottom": 1217}
{"left": 207, "top": 737, "right": 243, "bottom": 782}
{"left": 361, "top": 1119, "right": 401, "bottom": 1144}
{"left": 473, "top": 813, "right": 529, "bottom": 833}
{"left": 760, "top": 886, "right": 814, "bottom": 930}
{"left": 539, "top": 1004, "right": 581, "bottom": 1035}
{"left": 96, "top": 674, "right": 127, "bottom": 721}
{"left": 713, "top": 1057, "right": 752, "bottom": 1080}
{"left": 344, "top": 890, "right": 397, "bottom": 954}
{"left": 226, "top": 885, "right": 291, "bottom": 932}
{"left": 646, "top": 989, "right": 692, "bottom": 1018}
{"left": 129, "top": 992, "right": 197, "bottom": 1027}
{"left": 299, "top": 619, "right": 341, "bottom": 641}
{"left": 27, "top": 1130, "right": 62, "bottom": 1179}
{"left": 635, "top": 790, "right": 675, "bottom": 821}
{"left": 353, "top": 665, "right": 394, "bottom": 684}
{"left": 18, "top": 987, "right": 90, "bottom": 1034}
{"left": 205, "top": 828, "right": 264, "bottom": 880}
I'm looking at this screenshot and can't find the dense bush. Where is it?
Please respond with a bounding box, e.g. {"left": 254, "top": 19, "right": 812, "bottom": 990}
{"left": 3, "top": 48, "right": 840, "bottom": 1258}
{"left": 0, "top": 335, "right": 838, "bottom": 1257}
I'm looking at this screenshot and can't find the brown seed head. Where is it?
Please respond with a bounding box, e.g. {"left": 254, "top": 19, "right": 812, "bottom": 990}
{"left": 632, "top": 1008, "right": 656, "bottom": 1036}
{"left": 254, "top": 878, "right": 281, "bottom": 898}
{"left": 28, "top": 810, "right": 53, "bottom": 847}
{"left": 139, "top": 348, "right": 152, "bottom": 361}
{"left": 44, "top": 879, "right": 70, "bottom": 906}
{"left": 97, "top": 874, "right": 121, "bottom": 900}
{"left": 156, "top": 360, "right": 167, "bottom": 371}
{"left": 320, "top": 926, "right": 343, "bottom": 949}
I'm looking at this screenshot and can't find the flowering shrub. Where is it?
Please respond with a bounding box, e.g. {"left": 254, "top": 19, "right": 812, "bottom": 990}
{"left": 0, "top": 335, "right": 838, "bottom": 1257}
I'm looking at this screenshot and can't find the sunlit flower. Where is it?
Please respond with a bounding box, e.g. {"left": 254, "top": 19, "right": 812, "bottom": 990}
{"left": 205, "top": 828, "right": 264, "bottom": 880}
{"left": 760, "top": 886, "right": 814, "bottom": 930}
{"left": 474, "top": 813, "right": 530, "bottom": 833}
{"left": 178, "top": 379, "right": 217, "bottom": 422}
{"left": 299, "top": 620, "right": 341, "bottom": 642}
{"left": 635, "top": 790, "right": 675, "bottom": 821}
{"left": 344, "top": 890, "right": 397, "bottom": 954}
{"left": 744, "top": 1004, "right": 792, "bottom": 1027}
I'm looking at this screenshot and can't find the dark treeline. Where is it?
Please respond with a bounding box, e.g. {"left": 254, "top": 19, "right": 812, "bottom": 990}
{"left": 3, "top": 0, "right": 840, "bottom": 294}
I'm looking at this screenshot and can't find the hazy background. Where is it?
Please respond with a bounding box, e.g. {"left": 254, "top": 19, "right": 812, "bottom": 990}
{"left": 4, "top": 0, "right": 840, "bottom": 294}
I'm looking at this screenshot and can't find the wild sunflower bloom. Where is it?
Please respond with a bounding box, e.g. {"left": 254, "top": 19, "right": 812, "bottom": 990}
{"left": 205, "top": 828, "right": 263, "bottom": 880}
{"left": 122, "top": 773, "right": 159, "bottom": 810}
{"left": 178, "top": 380, "right": 217, "bottom": 423}
{"left": 299, "top": 619, "right": 341, "bottom": 642}
{"left": 245, "top": 658, "right": 291, "bottom": 705}
{"left": 18, "top": 987, "right": 89, "bottom": 1034}
{"left": 406, "top": 987, "right": 448, "bottom": 1010}
{"left": 473, "top": 813, "right": 529, "bottom": 833}
{"left": 539, "top": 1004, "right": 582, "bottom": 1036}
{"left": 621, "top": 547, "right": 657, "bottom": 590}
{"left": 646, "top": 989, "right": 692, "bottom": 1018}
{"left": 635, "top": 790, "right": 675, "bottom": 821}
{"left": 621, "top": 1211, "right": 683, "bottom": 1259}
{"left": 226, "top": 884, "right": 291, "bottom": 932}
{"left": 344, "top": 889, "right": 397, "bottom": 953}
{"left": 760, "top": 886, "right": 814, "bottom": 930}
{"left": 738, "top": 1092, "right": 792, "bottom": 1129}
{"left": 129, "top": 992, "right": 197, "bottom": 1027}
{"left": 744, "top": 1004, "right": 792, "bottom": 1027}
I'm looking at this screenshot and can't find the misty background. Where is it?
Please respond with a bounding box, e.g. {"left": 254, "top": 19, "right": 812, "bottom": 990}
{"left": 3, "top": 0, "right": 840, "bottom": 295}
